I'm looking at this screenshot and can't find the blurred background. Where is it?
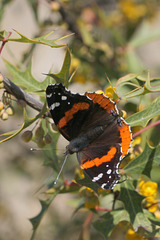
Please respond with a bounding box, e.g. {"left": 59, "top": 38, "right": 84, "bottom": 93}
{"left": 0, "top": 0, "right": 160, "bottom": 239}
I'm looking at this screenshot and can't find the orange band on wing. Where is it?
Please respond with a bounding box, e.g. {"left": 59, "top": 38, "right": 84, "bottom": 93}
{"left": 81, "top": 147, "right": 117, "bottom": 169}
{"left": 57, "top": 102, "right": 90, "bottom": 129}
{"left": 86, "top": 92, "right": 117, "bottom": 114}
{"left": 118, "top": 120, "right": 132, "bottom": 157}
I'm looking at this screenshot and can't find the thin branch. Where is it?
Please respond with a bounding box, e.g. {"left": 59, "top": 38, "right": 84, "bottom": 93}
{"left": 1, "top": 72, "right": 51, "bottom": 117}
{"left": 0, "top": 32, "right": 12, "bottom": 54}
{"left": 95, "top": 206, "right": 111, "bottom": 212}
{"left": 132, "top": 119, "right": 160, "bottom": 138}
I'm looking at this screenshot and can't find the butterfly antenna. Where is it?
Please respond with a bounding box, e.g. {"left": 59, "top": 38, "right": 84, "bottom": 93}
{"left": 30, "top": 148, "right": 64, "bottom": 151}
{"left": 54, "top": 154, "right": 69, "bottom": 185}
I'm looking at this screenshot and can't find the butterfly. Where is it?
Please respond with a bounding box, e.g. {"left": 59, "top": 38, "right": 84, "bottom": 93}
{"left": 46, "top": 83, "right": 132, "bottom": 190}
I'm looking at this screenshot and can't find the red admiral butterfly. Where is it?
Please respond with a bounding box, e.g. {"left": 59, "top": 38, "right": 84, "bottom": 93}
{"left": 46, "top": 83, "right": 132, "bottom": 190}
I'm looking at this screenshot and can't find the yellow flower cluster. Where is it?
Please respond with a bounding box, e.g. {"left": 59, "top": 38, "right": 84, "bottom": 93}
{"left": 105, "top": 86, "right": 116, "bottom": 100}
{"left": 126, "top": 228, "right": 147, "bottom": 240}
{"left": 139, "top": 180, "right": 158, "bottom": 213}
{"left": 119, "top": 0, "right": 147, "bottom": 23}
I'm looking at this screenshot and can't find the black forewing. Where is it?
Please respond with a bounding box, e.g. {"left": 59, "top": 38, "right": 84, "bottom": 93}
{"left": 46, "top": 84, "right": 93, "bottom": 140}
{"left": 46, "top": 84, "right": 121, "bottom": 142}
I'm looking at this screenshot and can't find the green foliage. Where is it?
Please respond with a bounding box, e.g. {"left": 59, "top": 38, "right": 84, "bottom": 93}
{"left": 30, "top": 191, "right": 59, "bottom": 240}
{"left": 127, "top": 96, "right": 160, "bottom": 127}
{"left": 0, "top": 103, "right": 47, "bottom": 143}
{"left": 46, "top": 47, "right": 72, "bottom": 87}
{"left": 4, "top": 59, "right": 51, "bottom": 95}
{"left": 119, "top": 181, "right": 151, "bottom": 232}
{"left": 3, "top": 30, "right": 69, "bottom": 48}
{"left": 125, "top": 143, "right": 160, "bottom": 179}
{"left": 117, "top": 73, "right": 160, "bottom": 100}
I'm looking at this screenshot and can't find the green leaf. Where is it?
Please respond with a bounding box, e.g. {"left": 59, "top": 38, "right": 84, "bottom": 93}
{"left": 6, "top": 30, "right": 70, "bottom": 48}
{"left": 127, "top": 96, "right": 160, "bottom": 127}
{"left": 4, "top": 59, "right": 52, "bottom": 95}
{"left": 124, "top": 143, "right": 160, "bottom": 179}
{"left": 122, "top": 87, "right": 146, "bottom": 99}
{"left": 145, "top": 75, "right": 160, "bottom": 92}
{"left": 116, "top": 73, "right": 160, "bottom": 99}
{"left": 119, "top": 180, "right": 152, "bottom": 232}
{"left": 47, "top": 47, "right": 71, "bottom": 86}
{"left": 117, "top": 73, "right": 142, "bottom": 86}
{"left": 30, "top": 190, "right": 59, "bottom": 240}
{"left": 143, "top": 210, "right": 160, "bottom": 237}
{"left": 94, "top": 209, "right": 130, "bottom": 239}
{"left": 0, "top": 103, "right": 47, "bottom": 143}
{"left": 144, "top": 210, "right": 160, "bottom": 227}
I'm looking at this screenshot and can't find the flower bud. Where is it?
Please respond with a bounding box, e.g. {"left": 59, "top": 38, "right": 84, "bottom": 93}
{"left": 35, "top": 126, "right": 44, "bottom": 137}
{"left": 44, "top": 133, "right": 52, "bottom": 144}
{"left": 6, "top": 106, "right": 14, "bottom": 116}
{"left": 36, "top": 136, "right": 45, "bottom": 148}
{"left": 1, "top": 111, "right": 8, "bottom": 120}
{"left": 21, "top": 130, "right": 33, "bottom": 142}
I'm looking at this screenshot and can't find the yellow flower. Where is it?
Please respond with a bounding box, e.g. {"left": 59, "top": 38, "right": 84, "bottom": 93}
{"left": 95, "top": 90, "right": 104, "bottom": 94}
{"left": 139, "top": 180, "right": 158, "bottom": 213}
{"left": 105, "top": 86, "right": 116, "bottom": 99}
{"left": 126, "top": 228, "right": 147, "bottom": 240}
{"left": 146, "top": 201, "right": 158, "bottom": 213}
{"left": 155, "top": 210, "right": 160, "bottom": 219}
{"left": 70, "top": 57, "right": 81, "bottom": 72}
{"left": 145, "top": 195, "right": 158, "bottom": 213}
{"left": 132, "top": 136, "right": 141, "bottom": 146}
{"left": 121, "top": 110, "right": 127, "bottom": 119}
{"left": 119, "top": 0, "right": 147, "bottom": 23}
{"left": 139, "top": 181, "right": 158, "bottom": 197}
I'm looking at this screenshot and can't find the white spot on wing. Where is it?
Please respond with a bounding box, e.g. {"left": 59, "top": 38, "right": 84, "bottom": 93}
{"left": 62, "top": 96, "right": 67, "bottom": 100}
{"left": 50, "top": 102, "right": 60, "bottom": 110}
{"left": 92, "top": 173, "right": 103, "bottom": 182}
{"left": 50, "top": 103, "right": 55, "bottom": 110}
{"left": 46, "top": 93, "right": 52, "bottom": 98}
{"left": 55, "top": 102, "right": 60, "bottom": 107}
{"left": 101, "top": 183, "right": 107, "bottom": 189}
{"left": 107, "top": 169, "right": 112, "bottom": 174}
